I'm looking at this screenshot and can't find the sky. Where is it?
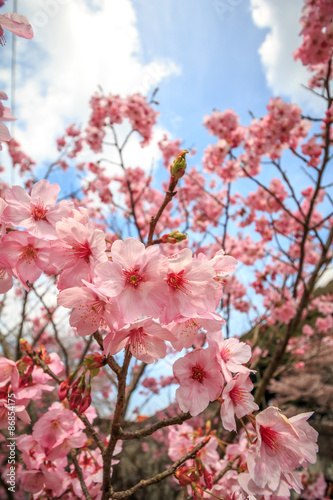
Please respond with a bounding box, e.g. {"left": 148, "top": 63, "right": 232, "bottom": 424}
{"left": 0, "top": 0, "right": 322, "bottom": 178}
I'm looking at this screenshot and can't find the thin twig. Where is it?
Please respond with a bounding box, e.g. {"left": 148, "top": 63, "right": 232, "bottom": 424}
{"left": 71, "top": 450, "right": 93, "bottom": 500}
{"left": 110, "top": 438, "right": 211, "bottom": 499}
{"left": 120, "top": 412, "right": 191, "bottom": 440}
{"left": 123, "top": 361, "right": 147, "bottom": 416}
{"left": 16, "top": 290, "right": 28, "bottom": 360}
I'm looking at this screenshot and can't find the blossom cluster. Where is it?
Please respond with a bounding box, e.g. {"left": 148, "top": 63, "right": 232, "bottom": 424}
{"left": 293, "top": 0, "right": 333, "bottom": 88}
{"left": 168, "top": 409, "right": 319, "bottom": 500}
{"left": 0, "top": 176, "right": 321, "bottom": 498}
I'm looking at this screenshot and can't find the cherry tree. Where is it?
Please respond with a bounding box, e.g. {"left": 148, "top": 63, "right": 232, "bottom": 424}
{"left": 0, "top": 0, "right": 332, "bottom": 499}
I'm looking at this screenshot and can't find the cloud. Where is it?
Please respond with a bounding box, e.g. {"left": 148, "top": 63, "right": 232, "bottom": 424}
{"left": 0, "top": 0, "right": 180, "bottom": 170}
{"left": 250, "top": 0, "right": 325, "bottom": 113}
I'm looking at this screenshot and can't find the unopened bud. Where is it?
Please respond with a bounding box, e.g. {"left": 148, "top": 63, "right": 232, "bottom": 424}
{"left": 161, "top": 230, "right": 187, "bottom": 244}
{"left": 203, "top": 468, "right": 213, "bottom": 489}
{"left": 19, "top": 339, "right": 32, "bottom": 355}
{"left": 84, "top": 353, "right": 106, "bottom": 370}
{"left": 69, "top": 391, "right": 82, "bottom": 411}
{"left": 58, "top": 380, "right": 70, "bottom": 402}
{"left": 169, "top": 230, "right": 187, "bottom": 242}
{"left": 170, "top": 150, "right": 188, "bottom": 181}
{"left": 175, "top": 466, "right": 193, "bottom": 486}
{"left": 79, "top": 390, "right": 92, "bottom": 414}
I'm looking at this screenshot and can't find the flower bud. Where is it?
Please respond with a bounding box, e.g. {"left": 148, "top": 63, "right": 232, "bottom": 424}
{"left": 170, "top": 150, "right": 188, "bottom": 181}
{"left": 69, "top": 391, "right": 82, "bottom": 410}
{"left": 203, "top": 468, "right": 213, "bottom": 489}
{"left": 84, "top": 353, "right": 106, "bottom": 370}
{"left": 79, "top": 390, "right": 92, "bottom": 414}
{"left": 58, "top": 380, "right": 70, "bottom": 401}
{"left": 19, "top": 339, "right": 32, "bottom": 355}
{"left": 161, "top": 230, "right": 187, "bottom": 244}
{"left": 169, "top": 230, "right": 187, "bottom": 242}
{"left": 175, "top": 466, "right": 194, "bottom": 486}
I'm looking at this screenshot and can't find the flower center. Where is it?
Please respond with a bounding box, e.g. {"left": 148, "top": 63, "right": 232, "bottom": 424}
{"left": 220, "top": 344, "right": 232, "bottom": 362}
{"left": 72, "top": 242, "right": 92, "bottom": 262}
{"left": 31, "top": 201, "right": 48, "bottom": 221}
{"left": 91, "top": 300, "right": 105, "bottom": 315}
{"left": 191, "top": 363, "right": 206, "bottom": 383}
{"left": 123, "top": 268, "right": 145, "bottom": 289}
{"left": 260, "top": 426, "right": 282, "bottom": 452}
{"left": 230, "top": 386, "right": 247, "bottom": 406}
{"left": 166, "top": 270, "right": 188, "bottom": 292}
{"left": 128, "top": 327, "right": 145, "bottom": 353}
{"left": 20, "top": 244, "right": 38, "bottom": 264}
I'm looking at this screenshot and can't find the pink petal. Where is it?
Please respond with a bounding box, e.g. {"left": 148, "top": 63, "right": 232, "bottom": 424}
{"left": 0, "top": 121, "right": 10, "bottom": 141}
{"left": 0, "top": 13, "right": 34, "bottom": 39}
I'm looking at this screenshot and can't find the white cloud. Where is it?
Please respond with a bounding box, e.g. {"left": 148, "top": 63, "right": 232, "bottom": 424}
{"left": 250, "top": 0, "right": 325, "bottom": 113}
{"left": 0, "top": 0, "right": 180, "bottom": 171}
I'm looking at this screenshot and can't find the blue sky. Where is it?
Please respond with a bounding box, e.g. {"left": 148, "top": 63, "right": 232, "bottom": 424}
{"left": 0, "top": 0, "right": 319, "bottom": 175}
{"left": 132, "top": 0, "right": 270, "bottom": 139}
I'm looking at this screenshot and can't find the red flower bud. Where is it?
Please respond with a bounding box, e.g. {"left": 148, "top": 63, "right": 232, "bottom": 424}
{"left": 203, "top": 469, "right": 213, "bottom": 489}
{"left": 69, "top": 391, "right": 82, "bottom": 410}
{"left": 78, "top": 391, "right": 92, "bottom": 414}
{"left": 19, "top": 339, "right": 32, "bottom": 354}
{"left": 58, "top": 381, "right": 70, "bottom": 401}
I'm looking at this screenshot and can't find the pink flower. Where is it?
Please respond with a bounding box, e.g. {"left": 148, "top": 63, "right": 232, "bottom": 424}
{"left": 161, "top": 248, "right": 218, "bottom": 323}
{"left": 0, "top": 398, "right": 31, "bottom": 428}
{"left": 213, "top": 337, "right": 252, "bottom": 381}
{"left": 220, "top": 372, "right": 259, "bottom": 432}
{"left": 103, "top": 317, "right": 175, "bottom": 363}
{"left": 3, "top": 179, "right": 73, "bottom": 239}
{"left": 207, "top": 251, "right": 238, "bottom": 283}
{"left": 168, "top": 423, "right": 220, "bottom": 473}
{"left": 173, "top": 346, "right": 224, "bottom": 416}
{"left": 58, "top": 281, "right": 121, "bottom": 336}
{"left": 240, "top": 407, "right": 318, "bottom": 496}
{"left": 239, "top": 471, "right": 300, "bottom": 498}
{"left": 32, "top": 402, "right": 85, "bottom": 452}
{"left": 20, "top": 461, "right": 68, "bottom": 497}
{"left": 17, "top": 435, "right": 45, "bottom": 469}
{"left": 95, "top": 237, "right": 168, "bottom": 322}
{"left": 0, "top": 231, "right": 50, "bottom": 286}
{"left": 168, "top": 311, "right": 224, "bottom": 350}
{"left": 301, "top": 473, "right": 327, "bottom": 500}
{"left": 0, "top": 13, "right": 33, "bottom": 46}
{"left": 52, "top": 217, "right": 107, "bottom": 289}
{"left": 0, "top": 356, "right": 19, "bottom": 389}
{"left": 0, "top": 259, "right": 13, "bottom": 293}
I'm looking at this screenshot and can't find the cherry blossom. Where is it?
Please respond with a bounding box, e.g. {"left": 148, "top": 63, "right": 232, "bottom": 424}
{"left": 173, "top": 346, "right": 224, "bottom": 416}
{"left": 0, "top": 231, "right": 50, "bottom": 286}
{"left": 0, "top": 12, "right": 33, "bottom": 46}
{"left": 52, "top": 216, "right": 107, "bottom": 289}
{"left": 220, "top": 372, "right": 259, "bottom": 432}
{"left": 160, "top": 247, "right": 218, "bottom": 323}
{"left": 95, "top": 237, "right": 168, "bottom": 322}
{"left": 58, "top": 281, "right": 121, "bottom": 336}
{"left": 239, "top": 407, "right": 318, "bottom": 496}
{"left": 0, "top": 356, "right": 19, "bottom": 389}
{"left": 103, "top": 317, "right": 175, "bottom": 363}
{"left": 3, "top": 179, "right": 73, "bottom": 239}
{"left": 213, "top": 337, "right": 252, "bottom": 381}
